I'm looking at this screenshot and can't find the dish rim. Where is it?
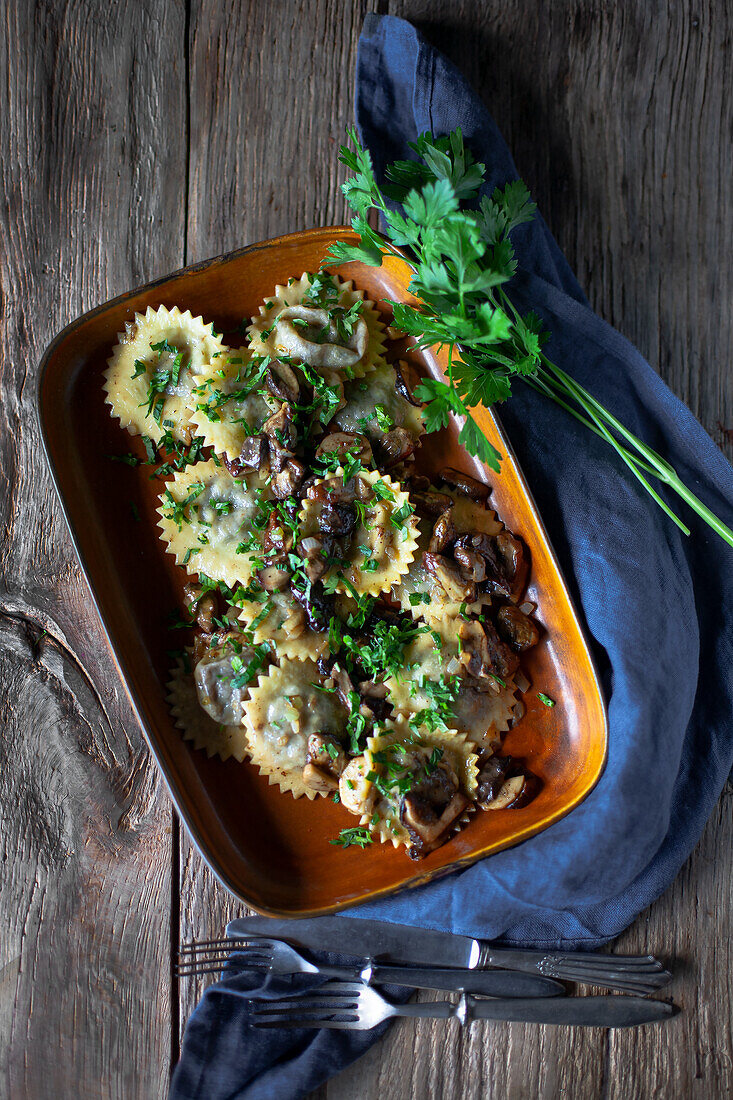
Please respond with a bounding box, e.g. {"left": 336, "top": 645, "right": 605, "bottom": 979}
{"left": 35, "top": 225, "right": 609, "bottom": 915}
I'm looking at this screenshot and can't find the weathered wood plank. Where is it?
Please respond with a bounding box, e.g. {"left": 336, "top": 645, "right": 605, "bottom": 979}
{"left": 177, "top": 0, "right": 381, "bottom": 1041}
{"left": 0, "top": 1, "right": 187, "bottom": 1096}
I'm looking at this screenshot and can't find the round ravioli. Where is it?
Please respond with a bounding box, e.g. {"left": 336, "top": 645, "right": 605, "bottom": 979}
{"left": 298, "top": 468, "right": 419, "bottom": 596}
{"left": 189, "top": 346, "right": 274, "bottom": 460}
{"left": 360, "top": 719, "right": 478, "bottom": 848}
{"left": 157, "top": 458, "right": 271, "bottom": 589}
{"left": 242, "top": 658, "right": 349, "bottom": 799}
{"left": 103, "top": 304, "right": 225, "bottom": 443}
{"left": 385, "top": 630, "right": 518, "bottom": 753}
{"left": 332, "top": 362, "right": 424, "bottom": 442}
{"left": 247, "top": 272, "right": 387, "bottom": 379}
{"left": 238, "top": 589, "right": 330, "bottom": 661}
{"left": 166, "top": 653, "right": 250, "bottom": 763}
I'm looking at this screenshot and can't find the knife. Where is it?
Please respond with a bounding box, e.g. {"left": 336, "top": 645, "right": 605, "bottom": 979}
{"left": 227, "top": 916, "right": 672, "bottom": 995}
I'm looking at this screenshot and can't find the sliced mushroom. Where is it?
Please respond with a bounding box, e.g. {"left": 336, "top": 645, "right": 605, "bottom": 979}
{"left": 183, "top": 582, "right": 220, "bottom": 633}
{"left": 318, "top": 501, "right": 357, "bottom": 538}
{"left": 458, "top": 620, "right": 494, "bottom": 680}
{"left": 265, "top": 360, "right": 300, "bottom": 404}
{"left": 257, "top": 562, "right": 291, "bottom": 593}
{"left": 374, "top": 427, "right": 416, "bottom": 468}
{"left": 306, "top": 476, "right": 357, "bottom": 505}
{"left": 453, "top": 546, "right": 487, "bottom": 583}
{"left": 393, "top": 359, "right": 422, "bottom": 407}
{"left": 274, "top": 305, "right": 369, "bottom": 370}
{"left": 496, "top": 605, "right": 540, "bottom": 651}
{"left": 438, "top": 467, "right": 490, "bottom": 503}
{"left": 475, "top": 755, "right": 512, "bottom": 808}
{"left": 422, "top": 552, "right": 477, "bottom": 603}
{"left": 339, "top": 756, "right": 375, "bottom": 816}
{"left": 307, "top": 732, "right": 347, "bottom": 775}
{"left": 296, "top": 535, "right": 333, "bottom": 584}
{"left": 262, "top": 402, "right": 297, "bottom": 454}
{"left": 483, "top": 618, "right": 520, "bottom": 679}
{"left": 484, "top": 774, "right": 526, "bottom": 810}
{"left": 291, "top": 579, "right": 335, "bottom": 632}
{"left": 271, "top": 457, "right": 306, "bottom": 500}
{"left": 315, "top": 431, "right": 373, "bottom": 464}
{"left": 302, "top": 763, "right": 339, "bottom": 793}
{"left": 495, "top": 530, "right": 528, "bottom": 601}
{"left": 224, "top": 434, "right": 269, "bottom": 477}
{"left": 399, "top": 764, "right": 469, "bottom": 859}
{"left": 428, "top": 509, "right": 457, "bottom": 554}
{"left": 263, "top": 509, "right": 294, "bottom": 557}
{"left": 456, "top": 533, "right": 512, "bottom": 599}
{"left": 410, "top": 488, "right": 454, "bottom": 516}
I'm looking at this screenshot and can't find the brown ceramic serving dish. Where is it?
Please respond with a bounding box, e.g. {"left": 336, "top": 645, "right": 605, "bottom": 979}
{"left": 37, "top": 226, "right": 608, "bottom": 916}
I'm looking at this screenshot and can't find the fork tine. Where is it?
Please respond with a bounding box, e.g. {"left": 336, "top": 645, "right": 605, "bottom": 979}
{"left": 178, "top": 937, "right": 270, "bottom": 954}
{"left": 253, "top": 1016, "right": 358, "bottom": 1025}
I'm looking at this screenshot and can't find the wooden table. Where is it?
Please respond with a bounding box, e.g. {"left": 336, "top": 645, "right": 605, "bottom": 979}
{"left": 2, "top": 2, "right": 731, "bottom": 1096}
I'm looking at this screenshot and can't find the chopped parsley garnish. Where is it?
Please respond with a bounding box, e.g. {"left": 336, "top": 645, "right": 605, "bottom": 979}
{"left": 374, "top": 404, "right": 394, "bottom": 432}
{"left": 537, "top": 692, "right": 555, "bottom": 708}
{"left": 330, "top": 827, "right": 373, "bottom": 849}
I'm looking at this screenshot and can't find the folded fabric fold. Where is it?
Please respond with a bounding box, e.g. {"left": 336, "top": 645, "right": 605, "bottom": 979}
{"left": 171, "top": 13, "right": 733, "bottom": 1098}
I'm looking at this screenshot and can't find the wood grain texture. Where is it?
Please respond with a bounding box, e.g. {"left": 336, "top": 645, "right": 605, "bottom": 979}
{"left": 2, "top": 0, "right": 732, "bottom": 1097}
{"left": 0, "top": 1, "right": 186, "bottom": 1096}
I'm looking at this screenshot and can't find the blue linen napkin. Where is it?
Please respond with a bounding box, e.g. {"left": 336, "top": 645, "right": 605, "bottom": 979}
{"left": 170, "top": 13, "right": 733, "bottom": 1098}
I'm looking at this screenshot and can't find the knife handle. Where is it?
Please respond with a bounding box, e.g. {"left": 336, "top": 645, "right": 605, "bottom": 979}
{"left": 466, "top": 994, "right": 676, "bottom": 1028}
{"left": 476, "top": 944, "right": 672, "bottom": 995}
{"left": 367, "top": 964, "right": 563, "bottom": 999}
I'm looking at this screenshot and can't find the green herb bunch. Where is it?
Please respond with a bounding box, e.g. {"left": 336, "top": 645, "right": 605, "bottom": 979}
{"left": 327, "top": 129, "right": 733, "bottom": 548}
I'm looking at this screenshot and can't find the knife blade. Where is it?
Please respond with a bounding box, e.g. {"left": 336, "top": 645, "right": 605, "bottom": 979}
{"left": 227, "top": 916, "right": 672, "bottom": 994}
{"left": 314, "top": 961, "right": 562, "bottom": 998}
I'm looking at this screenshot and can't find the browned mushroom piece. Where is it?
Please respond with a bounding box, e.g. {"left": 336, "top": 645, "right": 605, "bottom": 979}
{"left": 301, "top": 763, "right": 339, "bottom": 793}
{"left": 485, "top": 774, "right": 527, "bottom": 810}
{"left": 428, "top": 508, "right": 457, "bottom": 554}
{"left": 306, "top": 732, "right": 347, "bottom": 776}
{"left": 453, "top": 546, "right": 487, "bottom": 583}
{"left": 422, "top": 551, "right": 477, "bottom": 603}
{"left": 455, "top": 533, "right": 512, "bottom": 599}
{"left": 358, "top": 679, "right": 393, "bottom": 723}
{"left": 262, "top": 402, "right": 297, "bottom": 454}
{"left": 475, "top": 754, "right": 512, "bottom": 808}
{"left": 374, "top": 427, "right": 416, "bottom": 468}
{"left": 438, "top": 467, "right": 490, "bottom": 503}
{"left": 482, "top": 617, "right": 520, "bottom": 679}
{"left": 327, "top": 663, "right": 356, "bottom": 710}
{"left": 410, "top": 487, "right": 454, "bottom": 516}
{"left": 193, "top": 632, "right": 263, "bottom": 725}
{"left": 399, "top": 765, "right": 469, "bottom": 860}
{"left": 306, "top": 476, "right": 358, "bottom": 505}
{"left": 291, "top": 580, "right": 335, "bottom": 632}
{"left": 296, "top": 535, "right": 333, "bottom": 584}
{"left": 256, "top": 562, "right": 291, "bottom": 593}
{"left": 271, "top": 458, "right": 306, "bottom": 500}
{"left": 315, "top": 431, "right": 373, "bottom": 465}
{"left": 318, "top": 501, "right": 357, "bottom": 538}
{"left": 495, "top": 530, "right": 528, "bottom": 601}
{"left": 183, "top": 582, "right": 219, "bottom": 633}
{"left": 223, "top": 434, "right": 269, "bottom": 478}
{"left": 393, "top": 359, "right": 423, "bottom": 407}
{"left": 265, "top": 360, "right": 300, "bottom": 404}
{"left": 496, "top": 605, "right": 540, "bottom": 651}
{"left": 262, "top": 508, "right": 294, "bottom": 558}
{"left": 457, "top": 620, "right": 494, "bottom": 680}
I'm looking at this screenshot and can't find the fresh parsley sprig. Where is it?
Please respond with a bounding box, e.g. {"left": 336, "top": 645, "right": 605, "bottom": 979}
{"left": 327, "top": 127, "right": 733, "bottom": 549}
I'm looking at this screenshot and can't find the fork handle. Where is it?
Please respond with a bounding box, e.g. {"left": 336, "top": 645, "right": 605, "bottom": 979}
{"left": 467, "top": 995, "right": 676, "bottom": 1028}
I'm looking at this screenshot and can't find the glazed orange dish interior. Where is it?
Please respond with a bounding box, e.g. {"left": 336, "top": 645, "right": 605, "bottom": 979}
{"left": 102, "top": 269, "right": 547, "bottom": 862}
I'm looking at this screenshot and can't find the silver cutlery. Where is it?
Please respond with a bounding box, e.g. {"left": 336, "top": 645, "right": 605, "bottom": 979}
{"left": 227, "top": 916, "right": 672, "bottom": 997}
{"left": 251, "top": 980, "right": 677, "bottom": 1030}
{"left": 177, "top": 936, "right": 565, "bottom": 998}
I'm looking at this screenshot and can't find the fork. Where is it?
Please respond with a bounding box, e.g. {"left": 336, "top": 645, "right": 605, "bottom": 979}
{"left": 251, "top": 980, "right": 677, "bottom": 1030}
{"left": 177, "top": 935, "right": 672, "bottom": 996}
{"left": 176, "top": 937, "right": 565, "bottom": 998}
